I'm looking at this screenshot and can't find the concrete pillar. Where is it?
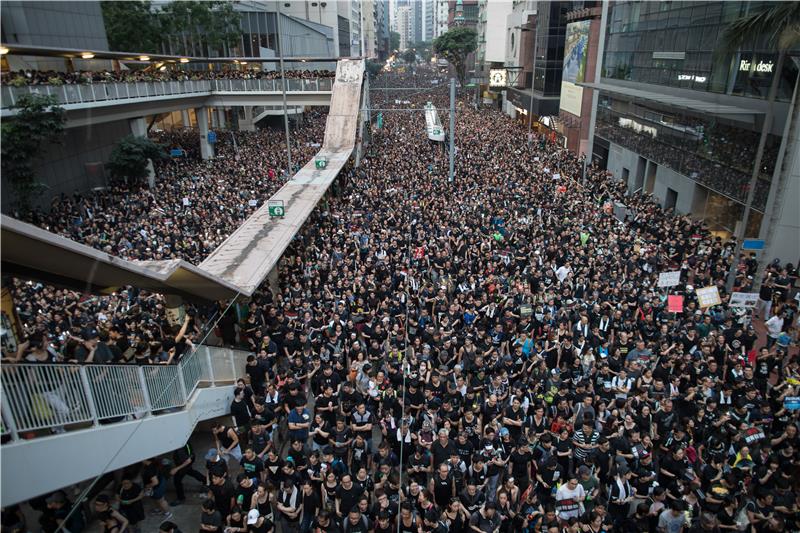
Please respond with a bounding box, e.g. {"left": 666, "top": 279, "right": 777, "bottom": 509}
{"left": 196, "top": 107, "right": 215, "bottom": 160}
{"left": 217, "top": 108, "right": 227, "bottom": 130}
{"left": 267, "top": 262, "right": 280, "bottom": 291}
{"left": 181, "top": 109, "right": 191, "bottom": 128}
{"left": 209, "top": 107, "right": 218, "bottom": 128}
{"left": 129, "top": 117, "right": 147, "bottom": 137}
{"left": 239, "top": 106, "right": 256, "bottom": 132}
{"left": 129, "top": 117, "right": 156, "bottom": 188}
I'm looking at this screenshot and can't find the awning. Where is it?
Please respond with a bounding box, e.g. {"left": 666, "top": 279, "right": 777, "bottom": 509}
{"left": 578, "top": 81, "right": 765, "bottom": 117}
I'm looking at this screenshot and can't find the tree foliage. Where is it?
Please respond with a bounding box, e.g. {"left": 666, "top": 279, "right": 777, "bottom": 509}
{"left": 101, "top": 0, "right": 241, "bottom": 55}
{"left": 159, "top": 1, "right": 241, "bottom": 56}
{"left": 402, "top": 49, "right": 417, "bottom": 64}
{"left": 433, "top": 27, "right": 478, "bottom": 85}
{"left": 721, "top": 2, "right": 800, "bottom": 53}
{"left": 101, "top": 0, "right": 161, "bottom": 53}
{"left": 107, "top": 135, "right": 166, "bottom": 184}
{"left": 1, "top": 94, "right": 65, "bottom": 212}
{"left": 366, "top": 60, "right": 383, "bottom": 79}
{"left": 390, "top": 31, "right": 401, "bottom": 52}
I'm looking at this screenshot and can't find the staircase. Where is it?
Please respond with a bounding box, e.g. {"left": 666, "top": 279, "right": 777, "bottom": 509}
{"left": 0, "top": 345, "right": 248, "bottom": 506}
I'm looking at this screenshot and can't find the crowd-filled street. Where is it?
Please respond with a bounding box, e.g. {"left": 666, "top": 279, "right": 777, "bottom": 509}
{"left": 4, "top": 67, "right": 799, "bottom": 533}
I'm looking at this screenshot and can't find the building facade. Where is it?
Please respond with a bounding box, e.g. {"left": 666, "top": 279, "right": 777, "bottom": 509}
{"left": 395, "top": 4, "right": 413, "bottom": 51}
{"left": 586, "top": 0, "right": 799, "bottom": 262}
{"left": 504, "top": 1, "right": 575, "bottom": 118}
{"left": 477, "top": 0, "right": 513, "bottom": 77}
{"left": 435, "top": 0, "right": 450, "bottom": 38}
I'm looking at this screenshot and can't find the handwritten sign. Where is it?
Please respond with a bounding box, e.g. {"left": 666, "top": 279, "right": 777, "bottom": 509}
{"left": 658, "top": 270, "right": 681, "bottom": 288}
{"left": 696, "top": 286, "right": 722, "bottom": 308}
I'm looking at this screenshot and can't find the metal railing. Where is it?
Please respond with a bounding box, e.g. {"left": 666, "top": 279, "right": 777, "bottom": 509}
{"left": 0, "top": 77, "right": 333, "bottom": 109}
{"left": 0, "top": 345, "right": 248, "bottom": 441}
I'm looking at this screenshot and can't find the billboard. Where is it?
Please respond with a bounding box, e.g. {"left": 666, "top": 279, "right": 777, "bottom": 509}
{"left": 560, "top": 20, "right": 590, "bottom": 117}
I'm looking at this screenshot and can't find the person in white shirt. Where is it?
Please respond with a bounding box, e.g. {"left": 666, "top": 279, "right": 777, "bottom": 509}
{"left": 555, "top": 476, "right": 585, "bottom": 521}
{"left": 765, "top": 312, "right": 784, "bottom": 348}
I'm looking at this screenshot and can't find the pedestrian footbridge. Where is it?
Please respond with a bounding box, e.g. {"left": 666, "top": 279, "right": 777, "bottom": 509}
{"left": 1, "top": 346, "right": 248, "bottom": 506}
{"left": 0, "top": 78, "right": 334, "bottom": 128}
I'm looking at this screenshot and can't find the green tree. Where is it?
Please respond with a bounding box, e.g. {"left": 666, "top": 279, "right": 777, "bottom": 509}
{"left": 433, "top": 27, "right": 478, "bottom": 85}
{"left": 366, "top": 60, "right": 383, "bottom": 79}
{"left": 159, "top": 1, "right": 241, "bottom": 56}
{"left": 402, "top": 49, "right": 417, "bottom": 64}
{"left": 390, "top": 31, "right": 401, "bottom": 52}
{"left": 107, "top": 135, "right": 166, "bottom": 184}
{"left": 101, "top": 0, "right": 161, "bottom": 53}
{"left": 1, "top": 94, "right": 65, "bottom": 213}
{"left": 719, "top": 3, "right": 800, "bottom": 291}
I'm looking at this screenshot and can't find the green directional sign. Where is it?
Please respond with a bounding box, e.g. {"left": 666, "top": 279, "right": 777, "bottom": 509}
{"left": 315, "top": 157, "right": 328, "bottom": 169}
{"left": 268, "top": 200, "right": 285, "bottom": 218}
{"left": 377, "top": 112, "right": 383, "bottom": 129}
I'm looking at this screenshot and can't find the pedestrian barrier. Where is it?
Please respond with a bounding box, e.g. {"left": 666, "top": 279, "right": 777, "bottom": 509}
{"left": 0, "top": 345, "right": 249, "bottom": 441}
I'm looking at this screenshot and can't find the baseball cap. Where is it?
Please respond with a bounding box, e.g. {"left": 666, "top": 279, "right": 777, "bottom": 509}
{"left": 247, "top": 509, "right": 260, "bottom": 524}
{"left": 499, "top": 427, "right": 509, "bottom": 437}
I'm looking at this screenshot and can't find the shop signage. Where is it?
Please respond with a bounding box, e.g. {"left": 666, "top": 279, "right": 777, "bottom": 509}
{"left": 739, "top": 59, "right": 774, "bottom": 73}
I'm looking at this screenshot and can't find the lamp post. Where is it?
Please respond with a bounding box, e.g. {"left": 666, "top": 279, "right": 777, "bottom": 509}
{"left": 276, "top": 0, "right": 293, "bottom": 176}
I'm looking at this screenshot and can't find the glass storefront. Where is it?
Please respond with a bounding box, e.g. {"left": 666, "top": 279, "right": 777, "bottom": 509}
{"left": 595, "top": 93, "right": 776, "bottom": 211}
{"left": 603, "top": 1, "right": 798, "bottom": 101}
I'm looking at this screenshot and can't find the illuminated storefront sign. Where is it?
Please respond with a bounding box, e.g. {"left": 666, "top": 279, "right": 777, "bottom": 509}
{"left": 739, "top": 59, "right": 774, "bottom": 73}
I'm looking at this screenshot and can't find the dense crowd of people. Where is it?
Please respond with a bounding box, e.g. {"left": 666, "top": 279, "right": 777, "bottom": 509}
{"left": 1, "top": 68, "right": 335, "bottom": 87}
{"left": 3, "top": 110, "right": 326, "bottom": 365}
{"left": 4, "top": 68, "right": 799, "bottom": 533}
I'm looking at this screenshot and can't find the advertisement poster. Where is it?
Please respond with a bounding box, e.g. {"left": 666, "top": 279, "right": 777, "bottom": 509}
{"left": 560, "top": 20, "right": 590, "bottom": 117}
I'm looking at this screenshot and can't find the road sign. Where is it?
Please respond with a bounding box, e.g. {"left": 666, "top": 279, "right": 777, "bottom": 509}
{"left": 315, "top": 157, "right": 328, "bottom": 169}
{"left": 729, "top": 292, "right": 759, "bottom": 309}
{"left": 207, "top": 131, "right": 217, "bottom": 144}
{"left": 268, "top": 200, "right": 285, "bottom": 218}
{"left": 696, "top": 286, "right": 722, "bottom": 308}
{"left": 742, "top": 239, "right": 765, "bottom": 250}
{"left": 658, "top": 270, "right": 682, "bottom": 288}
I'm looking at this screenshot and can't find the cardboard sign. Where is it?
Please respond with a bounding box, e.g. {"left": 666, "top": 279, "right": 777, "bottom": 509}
{"left": 182, "top": 197, "right": 190, "bottom": 206}
{"left": 696, "top": 286, "right": 722, "bottom": 308}
{"left": 552, "top": 173, "right": 561, "bottom": 180}
{"left": 658, "top": 270, "right": 681, "bottom": 288}
{"left": 729, "top": 292, "right": 759, "bottom": 309}
{"left": 248, "top": 199, "right": 258, "bottom": 207}
{"left": 667, "top": 295, "right": 683, "bottom": 313}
